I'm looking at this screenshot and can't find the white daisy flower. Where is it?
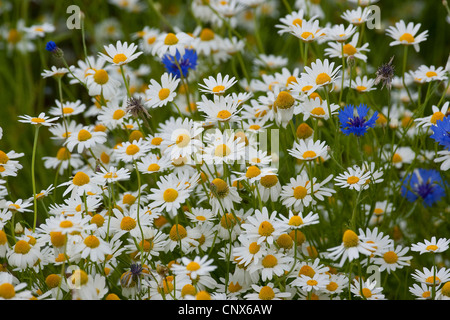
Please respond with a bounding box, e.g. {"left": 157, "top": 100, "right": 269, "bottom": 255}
{"left": 145, "top": 72, "right": 180, "bottom": 108}
{"left": 277, "top": 210, "right": 320, "bottom": 230}
{"left": 244, "top": 283, "right": 291, "bottom": 300}
{"left": 99, "top": 40, "right": 143, "bottom": 66}
{"left": 301, "top": 58, "right": 342, "bottom": 94}
{"left": 415, "top": 102, "right": 449, "bottom": 128}
{"left": 288, "top": 18, "right": 323, "bottom": 42}
{"left": 241, "top": 207, "right": 287, "bottom": 245}
{"left": 288, "top": 139, "right": 328, "bottom": 161}
{"left": 198, "top": 73, "right": 238, "bottom": 95}
{"left": 196, "top": 94, "right": 242, "bottom": 123}
{"left": 347, "top": 75, "right": 376, "bottom": 92}
{"left": 350, "top": 278, "right": 385, "bottom": 300}
{"left": 85, "top": 68, "right": 121, "bottom": 100}
{"left": 64, "top": 125, "right": 107, "bottom": 154}
{"left": 151, "top": 31, "right": 192, "bottom": 58}
{"left": 18, "top": 112, "right": 59, "bottom": 127}
{"left": 334, "top": 166, "right": 371, "bottom": 191}
{"left": 372, "top": 244, "right": 412, "bottom": 273}
{"left": 411, "top": 237, "right": 450, "bottom": 255}
{"left": 49, "top": 100, "right": 86, "bottom": 117}
{"left": 115, "top": 139, "right": 152, "bottom": 163}
{"left": 297, "top": 97, "right": 339, "bottom": 120}
{"left": 385, "top": 20, "right": 429, "bottom": 52}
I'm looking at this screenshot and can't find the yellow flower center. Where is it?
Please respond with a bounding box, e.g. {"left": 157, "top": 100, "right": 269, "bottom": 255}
{"left": 343, "top": 229, "right": 359, "bottom": 248}
{"left": 383, "top": 251, "right": 398, "bottom": 264}
{"left": 120, "top": 216, "right": 137, "bottom": 231}
{"left": 59, "top": 220, "right": 74, "bottom": 228}
{"left": 73, "top": 171, "right": 90, "bottom": 186}
{"left": 228, "top": 282, "right": 243, "bottom": 293}
{"left": 158, "top": 88, "right": 171, "bottom": 100}
{"left": 147, "top": 36, "right": 156, "bottom": 44}
{"left": 286, "top": 75, "right": 298, "bottom": 87}
{"left": 45, "top": 274, "right": 61, "bottom": 289}
{"left": 220, "top": 213, "right": 237, "bottom": 229}
{"left": 311, "top": 107, "right": 326, "bottom": 116}
{"left": 274, "top": 91, "right": 295, "bottom": 110}
{"left": 186, "top": 261, "right": 201, "bottom": 272}
{"left": 112, "top": 53, "right": 128, "bottom": 64}
{"left": 326, "top": 282, "right": 338, "bottom": 292}
{"left": 296, "top": 123, "right": 314, "bottom": 139}
{"left": 316, "top": 73, "right": 331, "bottom": 85}
{"left": 31, "top": 117, "right": 45, "bottom": 124}
{"left": 71, "top": 270, "right": 89, "bottom": 286}
{"left": 249, "top": 124, "right": 261, "bottom": 131}
{"left": 199, "top": 28, "right": 215, "bottom": 41}
{"left": 441, "top": 282, "right": 450, "bottom": 297}
{"left": 62, "top": 107, "right": 74, "bottom": 114}
{"left": 288, "top": 215, "right": 304, "bottom": 226}
{"left": 0, "top": 230, "right": 7, "bottom": 245}
{"left": 299, "top": 265, "right": 315, "bottom": 277}
{"left": 392, "top": 153, "right": 403, "bottom": 163}
{"left": 77, "top": 129, "right": 92, "bottom": 142}
{"left": 301, "top": 31, "right": 314, "bottom": 40}
{"left": 356, "top": 86, "right": 367, "bottom": 92}
{"left": 211, "top": 178, "right": 229, "bottom": 197}
{"left": 93, "top": 69, "right": 109, "bottom": 85}
{"left": 258, "top": 221, "right": 275, "bottom": 237}
{"left": 260, "top": 175, "right": 278, "bottom": 188}
{"left": 176, "top": 133, "right": 191, "bottom": 148}
{"left": 307, "top": 279, "right": 318, "bottom": 286}
{"left": 261, "top": 254, "right": 278, "bottom": 268}
{"left": 212, "top": 85, "right": 225, "bottom": 93}
{"left": 343, "top": 43, "right": 357, "bottom": 56}
{"left": 426, "top": 276, "right": 441, "bottom": 285}
{"left": 346, "top": 176, "right": 360, "bottom": 184}
{"left": 361, "top": 288, "right": 372, "bottom": 298}
{"left": 84, "top": 235, "right": 100, "bottom": 248}
{"left": 399, "top": 33, "right": 415, "bottom": 43}
{"left": 426, "top": 244, "right": 439, "bottom": 252}
{"left": 147, "top": 163, "right": 160, "bottom": 172}
{"left": 163, "top": 188, "right": 179, "bottom": 202}
{"left": 164, "top": 33, "right": 179, "bottom": 45}
{"left": 302, "top": 150, "right": 317, "bottom": 159}
{"left": 151, "top": 137, "right": 163, "bottom": 145}
{"left": 214, "top": 144, "right": 231, "bottom": 157}
{"left": 0, "top": 151, "right": 9, "bottom": 164}
{"left": 431, "top": 111, "right": 445, "bottom": 125}
{"left": 258, "top": 286, "right": 275, "bottom": 300}
{"left": 112, "top": 109, "right": 126, "bottom": 120}
{"left": 181, "top": 284, "right": 197, "bottom": 297}
{"left": 169, "top": 224, "right": 187, "bottom": 241}
{"left": 90, "top": 214, "right": 105, "bottom": 227}
{"left": 292, "top": 18, "right": 303, "bottom": 27}
{"left": 7, "top": 29, "right": 22, "bottom": 44}
{"left": 245, "top": 165, "right": 261, "bottom": 178}
{"left": 0, "top": 283, "right": 15, "bottom": 299}
{"left": 14, "top": 240, "right": 31, "bottom": 254}
{"left": 217, "top": 110, "right": 232, "bottom": 120}
{"left": 277, "top": 233, "right": 293, "bottom": 249}
{"left": 50, "top": 231, "right": 66, "bottom": 247}
{"left": 293, "top": 185, "right": 308, "bottom": 199}
{"left": 125, "top": 144, "right": 140, "bottom": 155}
{"left": 249, "top": 242, "right": 261, "bottom": 254}
{"left": 196, "top": 291, "right": 211, "bottom": 300}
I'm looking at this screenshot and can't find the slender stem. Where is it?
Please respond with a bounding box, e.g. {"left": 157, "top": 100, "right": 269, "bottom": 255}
{"left": 31, "top": 126, "right": 40, "bottom": 232}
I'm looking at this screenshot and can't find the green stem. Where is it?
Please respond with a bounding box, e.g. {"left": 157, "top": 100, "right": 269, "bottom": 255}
{"left": 31, "top": 126, "right": 40, "bottom": 232}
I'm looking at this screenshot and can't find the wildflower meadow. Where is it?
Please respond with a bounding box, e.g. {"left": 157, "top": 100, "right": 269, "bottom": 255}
{"left": 0, "top": 0, "right": 449, "bottom": 305}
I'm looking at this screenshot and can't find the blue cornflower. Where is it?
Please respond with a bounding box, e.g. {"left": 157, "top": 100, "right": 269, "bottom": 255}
{"left": 430, "top": 116, "right": 450, "bottom": 150}
{"left": 338, "top": 104, "right": 378, "bottom": 137}
{"left": 161, "top": 48, "right": 197, "bottom": 79}
{"left": 45, "top": 41, "right": 58, "bottom": 52}
{"left": 401, "top": 169, "right": 446, "bottom": 207}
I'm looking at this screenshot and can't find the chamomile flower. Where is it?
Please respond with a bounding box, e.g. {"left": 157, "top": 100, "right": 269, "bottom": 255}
{"left": 92, "top": 166, "right": 131, "bottom": 185}
{"left": 412, "top": 267, "right": 450, "bottom": 287}
{"left": 0, "top": 272, "right": 33, "bottom": 300}
{"left": 108, "top": 206, "right": 153, "bottom": 240}
{"left": 249, "top": 251, "right": 294, "bottom": 281}
{"left": 196, "top": 94, "right": 242, "bottom": 123}
{"left": 241, "top": 207, "right": 286, "bottom": 245}
{"left": 325, "top": 23, "right": 357, "bottom": 42}
{"left": 202, "top": 128, "right": 246, "bottom": 165}
{"left": 276, "top": 9, "right": 313, "bottom": 35}
{"left": 327, "top": 229, "right": 376, "bottom": 267}
{"left": 341, "top": 6, "right": 372, "bottom": 25}
{"left": 372, "top": 245, "right": 412, "bottom": 273}
{"left": 411, "top": 237, "right": 450, "bottom": 255}
{"left": 136, "top": 154, "right": 172, "bottom": 175}
{"left": 198, "top": 73, "right": 238, "bottom": 95}
{"left": 41, "top": 66, "right": 71, "bottom": 79}
{"left": 280, "top": 172, "right": 314, "bottom": 211}
{"left": 350, "top": 278, "right": 385, "bottom": 300}
{"left": 99, "top": 40, "right": 143, "bottom": 66}
{"left": 97, "top": 97, "right": 131, "bottom": 130}
{"left": 409, "top": 65, "right": 448, "bottom": 83}
{"left": 348, "top": 75, "right": 376, "bottom": 92}
{"left": 278, "top": 210, "right": 320, "bottom": 230}
{"left": 258, "top": 172, "right": 282, "bottom": 202}
{"left": 7, "top": 239, "right": 44, "bottom": 270}
{"left": 49, "top": 100, "right": 86, "bottom": 117}
{"left": 409, "top": 283, "right": 434, "bottom": 300}
{"left": 289, "top": 18, "right": 323, "bottom": 42}
{"left": 148, "top": 173, "right": 192, "bottom": 217}
{"left": 172, "top": 255, "right": 217, "bottom": 281}
{"left": 334, "top": 166, "right": 371, "bottom": 191}
{"left": 254, "top": 54, "right": 288, "bottom": 70}
{"left": 288, "top": 139, "right": 328, "bottom": 161}
{"left": 234, "top": 165, "right": 277, "bottom": 184}
{"left": 152, "top": 31, "right": 192, "bottom": 58}
{"left": 74, "top": 233, "right": 112, "bottom": 263}
{"left": 298, "top": 97, "right": 339, "bottom": 120}
{"left": 42, "top": 147, "right": 84, "bottom": 175}
{"left": 145, "top": 72, "right": 180, "bottom": 108}
{"left": 58, "top": 171, "right": 99, "bottom": 197}
{"left": 115, "top": 139, "right": 152, "bottom": 163}
{"left": 64, "top": 125, "right": 107, "bottom": 154}
{"left": 4, "top": 198, "right": 33, "bottom": 213}
{"left": 85, "top": 67, "right": 121, "bottom": 100}
{"left": 293, "top": 272, "right": 330, "bottom": 293}
{"left": 415, "top": 102, "right": 449, "bottom": 128}
{"left": 245, "top": 283, "right": 291, "bottom": 300}
{"left": 18, "top": 112, "right": 59, "bottom": 127}
{"left": 324, "top": 273, "right": 349, "bottom": 295}
{"left": 166, "top": 223, "right": 201, "bottom": 253}
{"left": 301, "top": 58, "right": 341, "bottom": 93}
{"left": 384, "top": 145, "right": 415, "bottom": 168}
{"left": 386, "top": 20, "right": 429, "bottom": 52}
